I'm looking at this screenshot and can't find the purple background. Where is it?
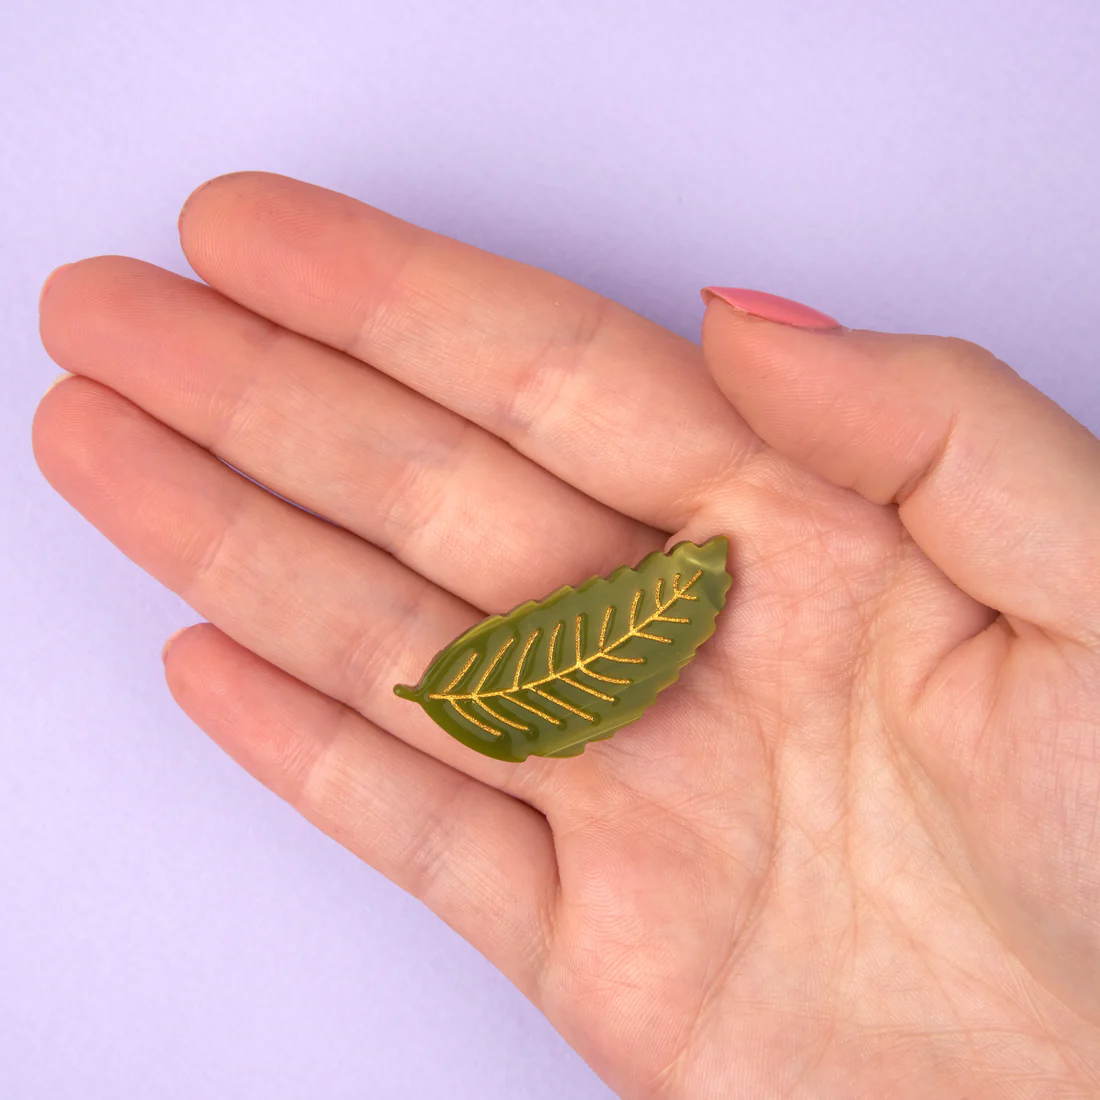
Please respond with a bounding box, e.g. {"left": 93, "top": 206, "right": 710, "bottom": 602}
{"left": 3, "top": 1, "right": 1099, "bottom": 1096}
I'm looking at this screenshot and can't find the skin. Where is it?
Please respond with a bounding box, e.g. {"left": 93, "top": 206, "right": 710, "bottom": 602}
{"left": 33, "top": 172, "right": 1100, "bottom": 1098}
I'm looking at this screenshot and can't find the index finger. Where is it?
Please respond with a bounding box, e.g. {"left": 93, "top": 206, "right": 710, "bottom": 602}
{"left": 178, "top": 172, "right": 757, "bottom": 532}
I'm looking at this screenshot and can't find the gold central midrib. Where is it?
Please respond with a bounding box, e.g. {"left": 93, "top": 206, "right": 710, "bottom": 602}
{"left": 433, "top": 572, "right": 701, "bottom": 702}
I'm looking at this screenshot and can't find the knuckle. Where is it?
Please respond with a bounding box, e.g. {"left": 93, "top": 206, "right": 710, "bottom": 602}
{"left": 403, "top": 806, "right": 460, "bottom": 901}
{"left": 336, "top": 622, "right": 393, "bottom": 707}
{"left": 376, "top": 416, "right": 471, "bottom": 557}
{"left": 337, "top": 577, "right": 441, "bottom": 710}
{"left": 497, "top": 294, "right": 610, "bottom": 434}
{"left": 926, "top": 334, "right": 1004, "bottom": 375}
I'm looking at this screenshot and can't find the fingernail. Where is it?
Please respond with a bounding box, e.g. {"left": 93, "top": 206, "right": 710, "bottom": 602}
{"left": 40, "top": 262, "right": 73, "bottom": 304}
{"left": 700, "top": 286, "right": 841, "bottom": 331}
{"left": 161, "top": 626, "right": 190, "bottom": 662}
{"left": 178, "top": 175, "right": 221, "bottom": 229}
{"left": 45, "top": 371, "right": 74, "bottom": 394}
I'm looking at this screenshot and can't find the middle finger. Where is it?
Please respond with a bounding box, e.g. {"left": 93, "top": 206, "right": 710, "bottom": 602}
{"left": 33, "top": 376, "right": 565, "bottom": 793}
{"left": 39, "top": 257, "right": 663, "bottom": 613}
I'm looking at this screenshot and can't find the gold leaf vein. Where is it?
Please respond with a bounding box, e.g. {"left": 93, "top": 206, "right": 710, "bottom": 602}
{"left": 476, "top": 637, "right": 514, "bottom": 690}
{"left": 475, "top": 697, "right": 527, "bottom": 732}
{"left": 443, "top": 652, "right": 478, "bottom": 692}
{"left": 513, "top": 629, "right": 541, "bottom": 690}
{"left": 598, "top": 607, "right": 612, "bottom": 648}
{"left": 548, "top": 622, "right": 561, "bottom": 676}
{"left": 451, "top": 699, "right": 502, "bottom": 737}
{"left": 560, "top": 676, "right": 615, "bottom": 702}
{"left": 534, "top": 689, "right": 595, "bottom": 722}
{"left": 428, "top": 568, "right": 705, "bottom": 729}
{"left": 509, "top": 695, "right": 562, "bottom": 725}
{"left": 578, "top": 667, "right": 631, "bottom": 685}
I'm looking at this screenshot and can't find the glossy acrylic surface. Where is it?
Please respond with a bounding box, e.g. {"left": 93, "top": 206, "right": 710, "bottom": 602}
{"left": 395, "top": 537, "right": 731, "bottom": 761}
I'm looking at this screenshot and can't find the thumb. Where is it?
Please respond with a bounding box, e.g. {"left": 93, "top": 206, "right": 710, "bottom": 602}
{"left": 700, "top": 287, "right": 1100, "bottom": 648}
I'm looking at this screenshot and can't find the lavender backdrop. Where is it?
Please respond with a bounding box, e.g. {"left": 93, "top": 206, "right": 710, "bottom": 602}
{"left": 2, "top": 1, "right": 1098, "bottom": 1097}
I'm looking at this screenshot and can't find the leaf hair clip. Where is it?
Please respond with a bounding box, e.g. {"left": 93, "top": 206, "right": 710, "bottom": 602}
{"left": 394, "top": 536, "right": 731, "bottom": 761}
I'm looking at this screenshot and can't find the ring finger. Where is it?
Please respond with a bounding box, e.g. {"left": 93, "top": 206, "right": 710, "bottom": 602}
{"left": 32, "top": 377, "right": 567, "bottom": 796}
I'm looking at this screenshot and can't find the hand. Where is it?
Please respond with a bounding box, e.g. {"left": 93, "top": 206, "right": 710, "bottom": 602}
{"left": 34, "top": 172, "right": 1100, "bottom": 1098}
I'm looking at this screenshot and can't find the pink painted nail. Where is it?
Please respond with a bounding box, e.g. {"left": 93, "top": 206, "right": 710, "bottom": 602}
{"left": 700, "top": 286, "right": 840, "bottom": 330}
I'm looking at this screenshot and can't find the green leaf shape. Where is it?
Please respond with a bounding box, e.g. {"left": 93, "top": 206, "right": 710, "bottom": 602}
{"left": 393, "top": 536, "right": 731, "bottom": 762}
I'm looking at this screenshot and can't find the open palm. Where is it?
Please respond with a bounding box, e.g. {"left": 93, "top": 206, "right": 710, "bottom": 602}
{"left": 34, "top": 173, "right": 1100, "bottom": 1098}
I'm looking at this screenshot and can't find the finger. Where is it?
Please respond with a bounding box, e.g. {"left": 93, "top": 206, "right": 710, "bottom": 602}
{"left": 31, "top": 376, "right": 554, "bottom": 794}
{"left": 700, "top": 290, "right": 1100, "bottom": 646}
{"left": 177, "top": 171, "right": 757, "bottom": 531}
{"left": 39, "top": 257, "right": 661, "bottom": 612}
{"left": 162, "top": 622, "right": 557, "bottom": 1001}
